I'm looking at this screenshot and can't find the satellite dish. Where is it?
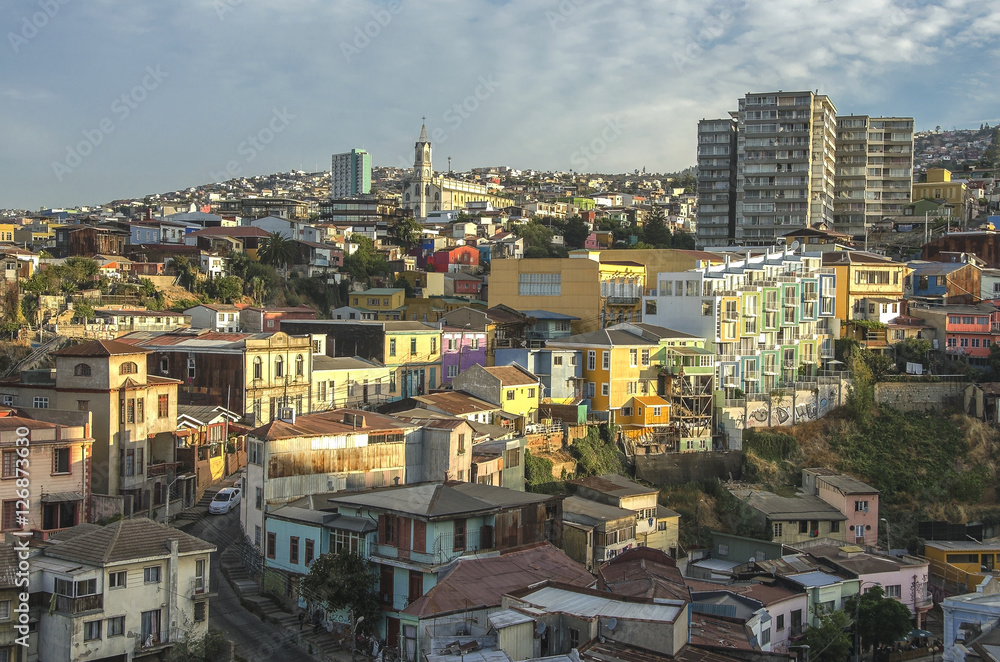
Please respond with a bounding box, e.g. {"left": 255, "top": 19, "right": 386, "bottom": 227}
{"left": 749, "top": 557, "right": 756, "bottom": 563}
{"left": 606, "top": 618, "right": 618, "bottom": 631}
{"left": 790, "top": 240, "right": 800, "bottom": 251}
{"left": 535, "top": 621, "right": 547, "bottom": 635}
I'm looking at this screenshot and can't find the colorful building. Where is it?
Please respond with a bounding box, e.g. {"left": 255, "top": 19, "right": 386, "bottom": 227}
{"left": 644, "top": 246, "right": 836, "bottom": 396}
{"left": 440, "top": 325, "right": 487, "bottom": 383}
{"left": 348, "top": 288, "right": 407, "bottom": 321}
{"left": 451, "top": 364, "right": 542, "bottom": 427}
{"left": 431, "top": 245, "right": 480, "bottom": 273}
{"left": 909, "top": 303, "right": 1000, "bottom": 365}
{"left": 913, "top": 168, "right": 968, "bottom": 224}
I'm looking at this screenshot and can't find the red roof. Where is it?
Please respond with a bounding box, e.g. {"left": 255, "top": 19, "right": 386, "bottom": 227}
{"left": 53, "top": 339, "right": 151, "bottom": 357}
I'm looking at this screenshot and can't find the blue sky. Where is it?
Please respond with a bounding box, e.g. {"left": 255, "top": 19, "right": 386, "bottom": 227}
{"left": 2, "top": 0, "right": 999, "bottom": 210}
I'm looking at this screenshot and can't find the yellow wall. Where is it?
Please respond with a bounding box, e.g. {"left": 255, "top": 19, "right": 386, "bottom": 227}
{"left": 500, "top": 384, "right": 540, "bottom": 419}
{"left": 580, "top": 345, "right": 657, "bottom": 412}
{"left": 351, "top": 289, "right": 406, "bottom": 311}
{"left": 830, "top": 262, "right": 909, "bottom": 322}
{"left": 384, "top": 330, "right": 442, "bottom": 397}
{"left": 0, "top": 224, "right": 14, "bottom": 243}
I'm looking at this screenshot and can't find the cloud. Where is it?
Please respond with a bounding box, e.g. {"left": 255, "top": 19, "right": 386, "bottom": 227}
{"left": 2, "top": 0, "right": 1000, "bottom": 209}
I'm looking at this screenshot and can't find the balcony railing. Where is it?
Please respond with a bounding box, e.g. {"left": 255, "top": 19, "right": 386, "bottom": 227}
{"left": 54, "top": 593, "right": 104, "bottom": 614}
{"left": 605, "top": 296, "right": 641, "bottom": 306}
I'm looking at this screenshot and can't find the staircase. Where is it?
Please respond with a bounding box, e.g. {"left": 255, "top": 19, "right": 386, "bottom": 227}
{"left": 173, "top": 488, "right": 219, "bottom": 522}
{"left": 1, "top": 334, "right": 70, "bottom": 378}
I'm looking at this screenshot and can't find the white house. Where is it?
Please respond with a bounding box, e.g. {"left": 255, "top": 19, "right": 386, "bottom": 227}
{"left": 30, "top": 519, "right": 215, "bottom": 662}
{"left": 184, "top": 304, "right": 241, "bottom": 332}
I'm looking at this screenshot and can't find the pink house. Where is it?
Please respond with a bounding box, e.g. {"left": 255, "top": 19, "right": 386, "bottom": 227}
{"left": 802, "top": 468, "right": 880, "bottom": 546}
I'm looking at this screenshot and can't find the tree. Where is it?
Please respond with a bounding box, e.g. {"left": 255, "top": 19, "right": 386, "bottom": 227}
{"left": 393, "top": 217, "right": 422, "bottom": 250}
{"left": 670, "top": 229, "right": 696, "bottom": 249}
{"left": 257, "top": 232, "right": 296, "bottom": 271}
{"left": 517, "top": 221, "right": 554, "bottom": 256}
{"left": 846, "top": 586, "right": 913, "bottom": 654}
{"left": 895, "top": 337, "right": 931, "bottom": 371}
{"left": 300, "top": 551, "right": 380, "bottom": 637}
{"left": 802, "top": 607, "right": 852, "bottom": 662}
{"left": 205, "top": 276, "right": 244, "bottom": 304}
{"left": 642, "top": 207, "right": 672, "bottom": 248}
{"left": 343, "top": 235, "right": 390, "bottom": 283}
{"left": 73, "top": 303, "right": 95, "bottom": 322}
{"left": 164, "top": 627, "right": 229, "bottom": 662}
{"left": 563, "top": 215, "right": 590, "bottom": 249}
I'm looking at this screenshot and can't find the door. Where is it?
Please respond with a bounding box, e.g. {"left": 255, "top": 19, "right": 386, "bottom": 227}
{"left": 387, "top": 617, "right": 401, "bottom": 649}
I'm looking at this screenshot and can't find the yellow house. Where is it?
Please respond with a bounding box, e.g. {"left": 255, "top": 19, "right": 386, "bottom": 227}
{"left": 349, "top": 287, "right": 407, "bottom": 320}
{"left": 489, "top": 249, "right": 723, "bottom": 332}
{"left": 383, "top": 321, "right": 443, "bottom": 400}
{"left": 0, "top": 223, "right": 14, "bottom": 243}
{"left": 912, "top": 168, "right": 968, "bottom": 223}
{"left": 546, "top": 327, "right": 660, "bottom": 416}
{"left": 822, "top": 251, "right": 910, "bottom": 323}
{"left": 616, "top": 395, "right": 671, "bottom": 439}
{"left": 451, "top": 363, "right": 541, "bottom": 426}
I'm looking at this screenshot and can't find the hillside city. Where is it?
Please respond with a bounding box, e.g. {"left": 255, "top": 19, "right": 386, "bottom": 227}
{"left": 3, "top": 92, "right": 1000, "bottom": 662}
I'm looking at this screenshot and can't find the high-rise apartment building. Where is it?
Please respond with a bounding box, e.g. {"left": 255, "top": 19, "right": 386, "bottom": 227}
{"left": 698, "top": 92, "right": 916, "bottom": 248}
{"left": 833, "top": 116, "right": 914, "bottom": 237}
{"left": 331, "top": 148, "right": 372, "bottom": 197}
{"left": 695, "top": 118, "right": 738, "bottom": 244}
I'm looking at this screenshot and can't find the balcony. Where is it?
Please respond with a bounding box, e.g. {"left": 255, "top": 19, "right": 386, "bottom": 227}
{"left": 605, "top": 296, "right": 641, "bottom": 306}
{"left": 52, "top": 593, "right": 104, "bottom": 614}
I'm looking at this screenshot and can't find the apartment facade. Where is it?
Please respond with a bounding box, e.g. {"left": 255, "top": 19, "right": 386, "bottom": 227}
{"left": 331, "top": 148, "right": 372, "bottom": 197}
{"left": 833, "top": 116, "right": 915, "bottom": 237}
{"left": 696, "top": 118, "right": 738, "bottom": 246}
{"left": 643, "top": 247, "right": 837, "bottom": 396}
{"left": 821, "top": 251, "right": 908, "bottom": 324}
{"left": 0, "top": 340, "right": 181, "bottom": 509}
{"left": 0, "top": 412, "right": 93, "bottom": 537}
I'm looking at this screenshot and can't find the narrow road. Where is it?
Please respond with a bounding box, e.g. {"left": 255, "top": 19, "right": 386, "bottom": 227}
{"left": 184, "top": 508, "right": 319, "bottom": 662}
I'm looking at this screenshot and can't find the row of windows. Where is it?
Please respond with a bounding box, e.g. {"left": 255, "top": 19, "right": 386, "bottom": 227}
{"left": 2, "top": 447, "right": 71, "bottom": 478}
{"left": 388, "top": 337, "right": 438, "bottom": 357}
{"left": 251, "top": 354, "right": 307, "bottom": 380}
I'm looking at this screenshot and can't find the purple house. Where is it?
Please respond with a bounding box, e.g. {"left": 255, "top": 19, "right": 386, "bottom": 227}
{"left": 441, "top": 325, "right": 488, "bottom": 383}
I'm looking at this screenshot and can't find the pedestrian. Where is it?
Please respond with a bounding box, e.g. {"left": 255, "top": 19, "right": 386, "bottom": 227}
{"left": 298, "top": 611, "right": 305, "bottom": 631}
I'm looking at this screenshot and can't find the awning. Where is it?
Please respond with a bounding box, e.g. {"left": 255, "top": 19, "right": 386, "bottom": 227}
{"left": 40, "top": 492, "right": 84, "bottom": 503}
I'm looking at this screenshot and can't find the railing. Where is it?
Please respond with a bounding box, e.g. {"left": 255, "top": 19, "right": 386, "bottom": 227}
{"left": 55, "top": 593, "right": 104, "bottom": 614}
{"left": 605, "top": 296, "right": 641, "bottom": 306}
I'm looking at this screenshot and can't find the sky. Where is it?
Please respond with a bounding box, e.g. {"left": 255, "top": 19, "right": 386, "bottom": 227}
{"left": 2, "top": 0, "right": 1000, "bottom": 210}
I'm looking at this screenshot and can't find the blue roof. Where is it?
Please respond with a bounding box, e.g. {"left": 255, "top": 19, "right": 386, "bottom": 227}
{"left": 522, "top": 310, "right": 581, "bottom": 321}
{"left": 906, "top": 260, "right": 966, "bottom": 276}
{"left": 788, "top": 571, "right": 849, "bottom": 588}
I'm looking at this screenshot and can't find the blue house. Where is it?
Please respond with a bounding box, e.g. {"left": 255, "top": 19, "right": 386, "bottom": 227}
{"left": 493, "top": 348, "right": 583, "bottom": 402}
{"left": 522, "top": 310, "right": 579, "bottom": 345}
{"left": 905, "top": 254, "right": 981, "bottom": 304}
{"left": 325, "top": 481, "right": 564, "bottom": 648}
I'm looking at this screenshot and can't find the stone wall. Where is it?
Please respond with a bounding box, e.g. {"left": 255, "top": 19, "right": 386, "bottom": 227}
{"left": 874, "top": 381, "right": 968, "bottom": 412}
{"left": 635, "top": 451, "right": 743, "bottom": 485}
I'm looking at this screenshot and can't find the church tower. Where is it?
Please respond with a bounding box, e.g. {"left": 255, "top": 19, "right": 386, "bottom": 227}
{"left": 411, "top": 121, "right": 433, "bottom": 218}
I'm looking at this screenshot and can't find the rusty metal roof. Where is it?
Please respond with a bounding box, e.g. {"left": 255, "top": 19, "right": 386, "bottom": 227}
{"left": 248, "top": 409, "right": 416, "bottom": 440}
{"left": 569, "top": 474, "right": 656, "bottom": 498}
{"left": 401, "top": 543, "right": 593, "bottom": 618}
{"left": 413, "top": 391, "right": 500, "bottom": 415}
{"left": 52, "top": 339, "right": 151, "bottom": 357}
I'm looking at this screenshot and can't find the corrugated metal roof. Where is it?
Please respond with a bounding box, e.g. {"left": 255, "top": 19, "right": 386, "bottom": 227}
{"left": 514, "top": 584, "right": 683, "bottom": 623}
{"left": 52, "top": 339, "right": 151, "bottom": 357}
{"left": 570, "top": 474, "right": 655, "bottom": 498}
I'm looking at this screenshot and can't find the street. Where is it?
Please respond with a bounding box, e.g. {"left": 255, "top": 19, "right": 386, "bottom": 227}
{"left": 184, "top": 508, "right": 320, "bottom": 662}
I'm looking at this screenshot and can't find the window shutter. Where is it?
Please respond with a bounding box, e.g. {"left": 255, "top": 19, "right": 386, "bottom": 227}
{"left": 413, "top": 520, "right": 426, "bottom": 552}
{"left": 378, "top": 514, "right": 386, "bottom": 543}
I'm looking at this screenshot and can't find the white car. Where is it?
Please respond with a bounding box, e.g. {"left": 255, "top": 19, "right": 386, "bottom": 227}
{"left": 209, "top": 487, "right": 241, "bottom": 514}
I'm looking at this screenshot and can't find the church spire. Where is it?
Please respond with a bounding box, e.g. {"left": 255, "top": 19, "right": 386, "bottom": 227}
{"left": 418, "top": 116, "right": 428, "bottom": 143}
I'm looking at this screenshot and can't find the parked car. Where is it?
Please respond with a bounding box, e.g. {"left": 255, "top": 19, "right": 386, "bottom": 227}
{"left": 209, "top": 487, "right": 241, "bottom": 514}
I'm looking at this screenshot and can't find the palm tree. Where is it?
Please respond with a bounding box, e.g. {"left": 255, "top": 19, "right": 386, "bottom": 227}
{"left": 257, "top": 232, "right": 296, "bottom": 272}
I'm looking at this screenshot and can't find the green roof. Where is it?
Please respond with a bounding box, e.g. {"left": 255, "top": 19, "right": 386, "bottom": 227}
{"left": 356, "top": 288, "right": 404, "bottom": 295}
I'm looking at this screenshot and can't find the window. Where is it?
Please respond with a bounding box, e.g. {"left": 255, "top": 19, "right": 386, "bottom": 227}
{"left": 471, "top": 337, "right": 480, "bottom": 350}
{"left": 194, "top": 601, "right": 207, "bottom": 622}
{"left": 109, "top": 571, "right": 126, "bottom": 588}
{"left": 274, "top": 356, "right": 283, "bottom": 378}
{"left": 33, "top": 396, "right": 49, "bottom": 408}
{"left": 506, "top": 390, "right": 514, "bottom": 401}
{"left": 249, "top": 441, "right": 263, "bottom": 465}
{"left": 126, "top": 399, "right": 135, "bottom": 423}
{"left": 108, "top": 615, "right": 125, "bottom": 636}
{"left": 255, "top": 525, "right": 261, "bottom": 547}
{"left": 431, "top": 338, "right": 437, "bottom": 354}
{"left": 518, "top": 272, "right": 561, "bottom": 296}
{"left": 144, "top": 566, "right": 161, "bottom": 583}
{"left": 602, "top": 351, "right": 610, "bottom": 370}
{"left": 527, "top": 388, "right": 535, "bottom": 398}
{"left": 331, "top": 529, "right": 365, "bottom": 555}
{"left": 570, "top": 628, "right": 580, "bottom": 649}
{"left": 1, "top": 451, "right": 14, "bottom": 479}
{"left": 885, "top": 585, "right": 902, "bottom": 598}
{"left": 458, "top": 434, "right": 466, "bottom": 454}
{"left": 74, "top": 363, "right": 91, "bottom": 376}
{"left": 255, "top": 487, "right": 263, "bottom": 509}
{"left": 773, "top": 522, "right": 783, "bottom": 537}
{"left": 776, "top": 614, "right": 785, "bottom": 631}
{"left": 641, "top": 349, "right": 650, "bottom": 366}
{"left": 718, "top": 543, "right": 729, "bottom": 556}
{"left": 158, "top": 394, "right": 169, "bottom": 418}
{"left": 504, "top": 447, "right": 521, "bottom": 468}
{"left": 0, "top": 600, "right": 9, "bottom": 621}
{"left": 266, "top": 532, "right": 276, "bottom": 559}
{"left": 410, "top": 338, "right": 417, "bottom": 354}
{"left": 75, "top": 578, "right": 97, "bottom": 596}
{"left": 289, "top": 536, "right": 299, "bottom": 564}
{"left": 383, "top": 514, "right": 397, "bottom": 546}
{"left": 587, "top": 350, "right": 596, "bottom": 370}
{"left": 447, "top": 365, "right": 459, "bottom": 378}
{"left": 601, "top": 383, "right": 609, "bottom": 396}
{"left": 120, "top": 361, "right": 137, "bottom": 375}
{"left": 305, "top": 539, "right": 315, "bottom": 565}
{"left": 855, "top": 500, "right": 868, "bottom": 512}
{"left": 295, "top": 354, "right": 304, "bottom": 377}
{"left": 629, "top": 349, "right": 638, "bottom": 367}
{"left": 799, "top": 520, "right": 809, "bottom": 534}
{"left": 653, "top": 406, "right": 662, "bottom": 417}
{"left": 587, "top": 382, "right": 595, "bottom": 398}
{"left": 77, "top": 400, "right": 89, "bottom": 411}
{"left": 186, "top": 357, "right": 196, "bottom": 379}
{"left": 830, "top": 520, "right": 840, "bottom": 533}
{"left": 761, "top": 628, "right": 771, "bottom": 645}
{"left": 141, "top": 609, "right": 161, "bottom": 646}
{"left": 791, "top": 609, "right": 802, "bottom": 631}
{"left": 702, "top": 300, "right": 713, "bottom": 316}
{"left": 553, "top": 356, "right": 563, "bottom": 366}
{"left": 194, "top": 559, "right": 205, "bottom": 593}
{"left": 54, "top": 578, "right": 73, "bottom": 596}
{"left": 84, "top": 620, "right": 102, "bottom": 641}
{"left": 389, "top": 338, "right": 397, "bottom": 356}
{"left": 453, "top": 519, "right": 466, "bottom": 551}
